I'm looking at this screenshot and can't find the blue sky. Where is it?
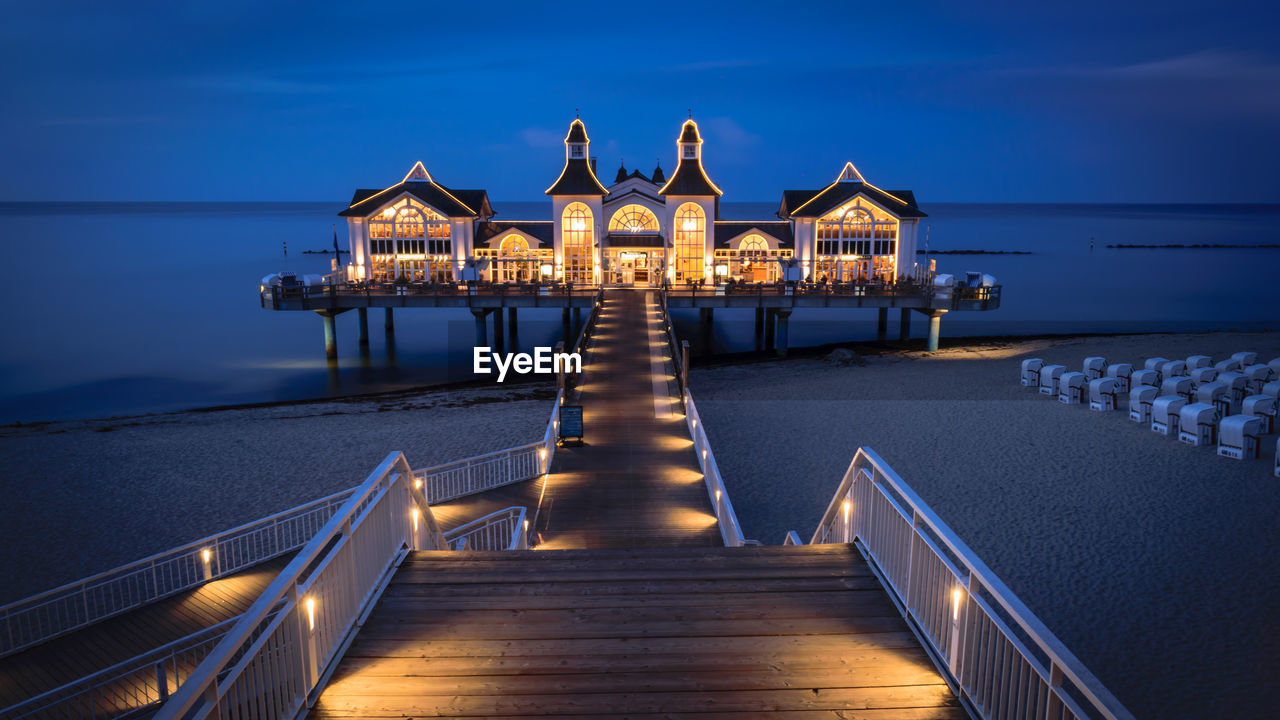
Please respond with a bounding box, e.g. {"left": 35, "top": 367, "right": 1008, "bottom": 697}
{"left": 2, "top": 0, "right": 1278, "bottom": 202}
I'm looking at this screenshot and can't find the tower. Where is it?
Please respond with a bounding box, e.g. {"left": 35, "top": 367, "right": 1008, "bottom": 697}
{"left": 546, "top": 118, "right": 609, "bottom": 284}
{"left": 658, "top": 119, "right": 722, "bottom": 283}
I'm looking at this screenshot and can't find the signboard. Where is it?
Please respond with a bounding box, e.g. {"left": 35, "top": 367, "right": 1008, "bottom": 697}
{"left": 559, "top": 405, "right": 584, "bottom": 445}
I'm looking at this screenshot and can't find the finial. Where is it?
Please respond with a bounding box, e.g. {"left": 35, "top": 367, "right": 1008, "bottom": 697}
{"left": 687, "top": 108, "right": 692, "bottom": 119}
{"left": 575, "top": 107, "right": 580, "bottom": 119}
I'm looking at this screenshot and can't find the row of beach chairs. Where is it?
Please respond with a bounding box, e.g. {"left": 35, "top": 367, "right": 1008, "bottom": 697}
{"left": 1021, "top": 352, "right": 1280, "bottom": 476}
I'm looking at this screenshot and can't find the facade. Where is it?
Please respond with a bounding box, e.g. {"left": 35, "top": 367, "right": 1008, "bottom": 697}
{"left": 339, "top": 118, "right": 927, "bottom": 286}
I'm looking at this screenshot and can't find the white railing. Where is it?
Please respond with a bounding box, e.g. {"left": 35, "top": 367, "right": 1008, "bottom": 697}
{"left": 1, "top": 616, "right": 237, "bottom": 720}
{"left": 805, "top": 448, "right": 1135, "bottom": 720}
{"left": 443, "top": 507, "right": 529, "bottom": 551}
{"left": 0, "top": 487, "right": 356, "bottom": 659}
{"left": 152, "top": 452, "right": 446, "bottom": 720}
{"left": 683, "top": 389, "right": 748, "bottom": 547}
{"left": 411, "top": 388, "right": 560, "bottom": 504}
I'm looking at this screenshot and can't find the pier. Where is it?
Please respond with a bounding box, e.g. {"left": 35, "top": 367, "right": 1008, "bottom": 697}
{"left": 3, "top": 291, "right": 1128, "bottom": 720}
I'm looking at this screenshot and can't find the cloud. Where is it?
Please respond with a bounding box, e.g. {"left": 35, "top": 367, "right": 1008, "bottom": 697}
{"left": 701, "top": 116, "right": 760, "bottom": 148}
{"left": 519, "top": 127, "right": 564, "bottom": 149}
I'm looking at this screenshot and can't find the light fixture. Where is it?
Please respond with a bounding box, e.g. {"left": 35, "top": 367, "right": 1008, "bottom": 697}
{"left": 951, "top": 587, "right": 964, "bottom": 621}
{"left": 201, "top": 548, "right": 212, "bottom": 565}
{"left": 305, "top": 596, "right": 317, "bottom": 631}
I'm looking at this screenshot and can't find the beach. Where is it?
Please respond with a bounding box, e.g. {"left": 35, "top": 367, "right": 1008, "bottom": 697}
{"left": 693, "top": 330, "right": 1280, "bottom": 720}
{"left": 3, "top": 330, "right": 1277, "bottom": 719}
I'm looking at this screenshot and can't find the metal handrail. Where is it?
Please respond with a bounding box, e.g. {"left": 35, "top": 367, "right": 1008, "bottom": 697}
{"left": 682, "top": 390, "right": 749, "bottom": 547}
{"left": 0, "top": 487, "right": 356, "bottom": 658}
{"left": 153, "top": 452, "right": 446, "bottom": 720}
{"left": 804, "top": 447, "right": 1135, "bottom": 720}
{"left": 443, "top": 507, "right": 529, "bottom": 551}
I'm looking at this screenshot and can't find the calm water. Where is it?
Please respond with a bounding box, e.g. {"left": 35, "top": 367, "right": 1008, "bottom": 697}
{"left": 1, "top": 201, "right": 1276, "bottom": 422}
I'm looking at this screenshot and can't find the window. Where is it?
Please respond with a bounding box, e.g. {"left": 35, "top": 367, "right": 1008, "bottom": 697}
{"left": 571, "top": 145, "right": 584, "bottom": 158}
{"left": 500, "top": 235, "right": 530, "bottom": 254}
{"left": 813, "top": 200, "right": 899, "bottom": 282}
{"left": 562, "top": 202, "right": 594, "bottom": 284}
{"left": 608, "top": 204, "right": 659, "bottom": 233}
{"left": 739, "top": 235, "right": 768, "bottom": 256}
{"left": 673, "top": 202, "right": 705, "bottom": 282}
{"left": 367, "top": 198, "right": 451, "bottom": 281}
{"left": 683, "top": 145, "right": 696, "bottom": 159}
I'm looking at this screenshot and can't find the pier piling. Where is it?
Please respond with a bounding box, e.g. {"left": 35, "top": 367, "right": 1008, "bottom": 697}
{"left": 899, "top": 308, "right": 911, "bottom": 340}
{"left": 763, "top": 308, "right": 776, "bottom": 351}
{"left": 562, "top": 308, "right": 571, "bottom": 343}
{"left": 357, "top": 308, "right": 369, "bottom": 347}
{"left": 493, "top": 306, "right": 506, "bottom": 355}
{"left": 775, "top": 309, "right": 792, "bottom": 357}
{"left": 877, "top": 307, "right": 888, "bottom": 341}
{"left": 320, "top": 311, "right": 337, "bottom": 359}
{"left": 754, "top": 308, "right": 765, "bottom": 351}
{"left": 698, "top": 308, "right": 714, "bottom": 356}
{"left": 384, "top": 308, "right": 395, "bottom": 335}
{"left": 507, "top": 308, "right": 519, "bottom": 351}
{"left": 927, "top": 310, "right": 946, "bottom": 352}
{"left": 471, "top": 309, "right": 488, "bottom": 348}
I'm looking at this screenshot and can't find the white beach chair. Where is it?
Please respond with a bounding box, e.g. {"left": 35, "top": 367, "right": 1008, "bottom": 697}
{"left": 1039, "top": 365, "right": 1066, "bottom": 396}
{"left": 1160, "top": 376, "right": 1195, "bottom": 403}
{"left": 1178, "top": 403, "right": 1220, "bottom": 446}
{"left": 1144, "top": 357, "right": 1170, "bottom": 373}
{"left": 1089, "top": 377, "right": 1120, "bottom": 411}
{"left": 1160, "top": 360, "right": 1187, "bottom": 380}
{"left": 1082, "top": 357, "right": 1107, "bottom": 381}
{"left": 1106, "top": 363, "right": 1132, "bottom": 393}
{"left": 1215, "top": 358, "right": 1241, "bottom": 373}
{"left": 1131, "top": 369, "right": 1160, "bottom": 390}
{"left": 1197, "top": 380, "right": 1231, "bottom": 419}
{"left": 1129, "top": 385, "right": 1159, "bottom": 423}
{"left": 1276, "top": 437, "right": 1280, "bottom": 477}
{"left": 1021, "top": 358, "right": 1044, "bottom": 387}
{"left": 1218, "top": 415, "right": 1264, "bottom": 460}
{"left": 1230, "top": 351, "right": 1257, "bottom": 367}
{"left": 1242, "top": 364, "right": 1277, "bottom": 394}
{"left": 1186, "top": 355, "right": 1213, "bottom": 370}
{"left": 1264, "top": 380, "right": 1280, "bottom": 399}
{"left": 1269, "top": 357, "right": 1280, "bottom": 375}
{"left": 1151, "top": 395, "right": 1188, "bottom": 436}
{"left": 1218, "top": 371, "right": 1249, "bottom": 406}
{"left": 1058, "top": 372, "right": 1087, "bottom": 404}
{"left": 1190, "top": 367, "right": 1218, "bottom": 387}
{"left": 1242, "top": 395, "right": 1278, "bottom": 434}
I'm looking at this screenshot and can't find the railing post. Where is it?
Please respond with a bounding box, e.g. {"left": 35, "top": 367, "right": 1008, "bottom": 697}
{"left": 156, "top": 660, "right": 169, "bottom": 701}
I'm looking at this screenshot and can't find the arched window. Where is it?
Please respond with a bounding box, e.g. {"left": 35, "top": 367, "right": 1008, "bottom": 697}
{"left": 562, "top": 202, "right": 594, "bottom": 283}
{"left": 673, "top": 203, "right": 705, "bottom": 283}
{"left": 499, "top": 235, "right": 530, "bottom": 254}
{"left": 608, "top": 204, "right": 658, "bottom": 233}
{"left": 367, "top": 198, "right": 451, "bottom": 282}
{"left": 738, "top": 235, "right": 768, "bottom": 255}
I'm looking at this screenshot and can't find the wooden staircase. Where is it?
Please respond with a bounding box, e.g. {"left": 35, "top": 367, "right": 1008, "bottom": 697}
{"left": 313, "top": 544, "right": 963, "bottom": 718}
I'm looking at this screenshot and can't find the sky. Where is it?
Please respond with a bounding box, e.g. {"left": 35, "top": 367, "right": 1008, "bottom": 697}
{"left": 1, "top": 0, "right": 1278, "bottom": 203}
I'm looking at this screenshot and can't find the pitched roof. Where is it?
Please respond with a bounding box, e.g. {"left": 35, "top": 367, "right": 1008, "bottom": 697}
{"left": 777, "top": 183, "right": 926, "bottom": 219}
{"left": 658, "top": 158, "right": 722, "bottom": 196}
{"left": 565, "top": 119, "right": 588, "bottom": 144}
{"left": 651, "top": 161, "right": 665, "bottom": 184}
{"left": 679, "top": 119, "right": 701, "bottom": 144}
{"left": 546, "top": 158, "right": 611, "bottom": 195}
{"left": 713, "top": 221, "right": 794, "bottom": 249}
{"left": 339, "top": 178, "right": 492, "bottom": 218}
{"left": 474, "top": 220, "right": 554, "bottom": 248}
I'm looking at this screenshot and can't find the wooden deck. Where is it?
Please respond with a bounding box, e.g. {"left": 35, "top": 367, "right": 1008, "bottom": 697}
{"left": 314, "top": 544, "right": 962, "bottom": 719}
{"left": 0, "top": 554, "right": 292, "bottom": 713}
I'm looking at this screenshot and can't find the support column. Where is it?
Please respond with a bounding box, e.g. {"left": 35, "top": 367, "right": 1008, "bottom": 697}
{"left": 384, "top": 308, "right": 395, "bottom": 335}
{"left": 899, "top": 308, "right": 911, "bottom": 340}
{"left": 754, "top": 308, "right": 765, "bottom": 351}
{"left": 680, "top": 340, "right": 691, "bottom": 390}
{"left": 507, "top": 307, "right": 519, "bottom": 351}
{"left": 927, "top": 311, "right": 946, "bottom": 352}
{"left": 357, "top": 308, "right": 369, "bottom": 348}
{"left": 572, "top": 307, "right": 583, "bottom": 337}
{"left": 775, "top": 309, "right": 792, "bottom": 357}
{"left": 471, "top": 309, "right": 487, "bottom": 348}
{"left": 763, "top": 308, "right": 776, "bottom": 351}
{"left": 562, "top": 308, "right": 571, "bottom": 344}
{"left": 698, "top": 308, "right": 714, "bottom": 356}
{"left": 493, "top": 306, "right": 506, "bottom": 355}
{"left": 320, "top": 312, "right": 337, "bottom": 360}
{"left": 877, "top": 307, "right": 888, "bottom": 341}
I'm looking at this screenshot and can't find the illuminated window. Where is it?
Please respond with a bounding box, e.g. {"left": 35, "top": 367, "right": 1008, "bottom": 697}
{"left": 562, "top": 203, "right": 594, "bottom": 284}
{"left": 814, "top": 200, "right": 898, "bottom": 282}
{"left": 683, "top": 146, "right": 696, "bottom": 159}
{"left": 367, "top": 198, "right": 451, "bottom": 281}
{"left": 673, "top": 203, "right": 705, "bottom": 282}
{"left": 500, "top": 235, "right": 529, "bottom": 254}
{"left": 739, "top": 235, "right": 768, "bottom": 256}
{"left": 608, "top": 205, "right": 659, "bottom": 233}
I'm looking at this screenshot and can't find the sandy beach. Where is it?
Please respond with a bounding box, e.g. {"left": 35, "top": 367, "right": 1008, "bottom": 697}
{"left": 692, "top": 330, "right": 1279, "bottom": 720}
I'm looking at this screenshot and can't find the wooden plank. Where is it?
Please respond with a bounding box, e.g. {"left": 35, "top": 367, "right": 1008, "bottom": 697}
{"left": 374, "top": 587, "right": 890, "bottom": 611}
{"left": 378, "top": 575, "right": 882, "bottom": 598}
{"left": 311, "top": 709, "right": 970, "bottom": 720}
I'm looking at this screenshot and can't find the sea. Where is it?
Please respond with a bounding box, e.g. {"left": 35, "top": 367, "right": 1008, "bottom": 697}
{"left": 1, "top": 201, "right": 1276, "bottom": 423}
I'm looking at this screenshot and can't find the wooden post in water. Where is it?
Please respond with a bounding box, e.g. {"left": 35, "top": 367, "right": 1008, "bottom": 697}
{"left": 680, "top": 340, "right": 690, "bottom": 390}
{"left": 384, "top": 308, "right": 395, "bottom": 336}
{"left": 899, "top": 308, "right": 911, "bottom": 340}
{"left": 764, "top": 308, "right": 776, "bottom": 351}
{"left": 493, "top": 306, "right": 506, "bottom": 355}
{"left": 357, "top": 308, "right": 369, "bottom": 347}
{"left": 775, "top": 309, "right": 792, "bottom": 357}
{"left": 508, "top": 307, "right": 519, "bottom": 351}
{"left": 471, "top": 309, "right": 488, "bottom": 348}
{"left": 318, "top": 311, "right": 338, "bottom": 360}
{"left": 877, "top": 307, "right": 888, "bottom": 340}
{"left": 754, "top": 308, "right": 765, "bottom": 351}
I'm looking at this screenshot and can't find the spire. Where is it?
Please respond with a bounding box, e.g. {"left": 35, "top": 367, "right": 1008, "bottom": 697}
{"left": 615, "top": 159, "right": 628, "bottom": 184}
{"left": 546, "top": 117, "right": 609, "bottom": 196}
{"left": 651, "top": 159, "right": 665, "bottom": 184}
{"left": 658, "top": 118, "right": 722, "bottom": 197}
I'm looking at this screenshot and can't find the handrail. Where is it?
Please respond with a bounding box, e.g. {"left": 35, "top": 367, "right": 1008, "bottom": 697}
{"left": 153, "top": 452, "right": 446, "bottom": 720}
{"left": 443, "top": 507, "right": 529, "bottom": 551}
{"left": 805, "top": 447, "right": 1135, "bottom": 720}
{"left": 0, "top": 486, "right": 357, "bottom": 659}
{"left": 682, "top": 389, "right": 748, "bottom": 548}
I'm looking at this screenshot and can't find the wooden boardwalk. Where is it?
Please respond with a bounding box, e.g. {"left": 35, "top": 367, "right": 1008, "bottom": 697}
{"left": 314, "top": 545, "right": 962, "bottom": 719}
{"left": 0, "top": 554, "right": 291, "bottom": 713}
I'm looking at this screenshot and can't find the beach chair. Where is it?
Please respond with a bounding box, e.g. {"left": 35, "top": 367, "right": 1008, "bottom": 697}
{"left": 1039, "top": 365, "right": 1066, "bottom": 396}
{"left": 1218, "top": 371, "right": 1249, "bottom": 406}
{"left": 1129, "top": 385, "right": 1159, "bottom": 423}
{"left": 1021, "top": 358, "right": 1043, "bottom": 387}
{"left": 1058, "top": 372, "right": 1087, "bottom": 404}
{"left": 1082, "top": 357, "right": 1106, "bottom": 381}
{"left": 1160, "top": 376, "right": 1195, "bottom": 403}
{"left": 1106, "top": 363, "right": 1132, "bottom": 393}
{"left": 1089, "top": 377, "right": 1120, "bottom": 411}
{"left": 1217, "top": 415, "right": 1263, "bottom": 460}
{"left": 1242, "top": 364, "right": 1276, "bottom": 394}
{"left": 1151, "top": 395, "right": 1187, "bottom": 436}
{"left": 1190, "top": 367, "right": 1218, "bottom": 387}
{"left": 1143, "top": 357, "right": 1169, "bottom": 383}
{"left": 1197, "top": 380, "right": 1232, "bottom": 418}
{"left": 1215, "top": 358, "right": 1241, "bottom": 373}
{"left": 1186, "top": 355, "right": 1213, "bottom": 370}
{"left": 1131, "top": 369, "right": 1160, "bottom": 390}
{"left": 1178, "top": 403, "right": 1220, "bottom": 446}
{"left": 1276, "top": 437, "right": 1280, "bottom": 476}
{"left": 1230, "top": 351, "right": 1257, "bottom": 367}
{"left": 1269, "top": 357, "right": 1280, "bottom": 375}
{"left": 1242, "top": 395, "right": 1277, "bottom": 434}
{"left": 1160, "top": 360, "right": 1187, "bottom": 380}
{"left": 1264, "top": 380, "right": 1280, "bottom": 398}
